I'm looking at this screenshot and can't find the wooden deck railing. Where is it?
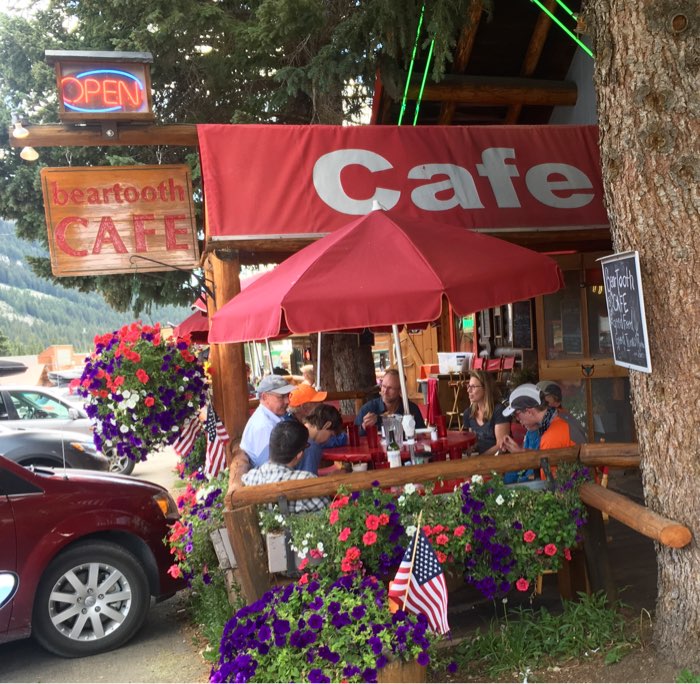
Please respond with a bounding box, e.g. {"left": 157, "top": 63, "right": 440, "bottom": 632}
{"left": 223, "top": 442, "right": 692, "bottom": 604}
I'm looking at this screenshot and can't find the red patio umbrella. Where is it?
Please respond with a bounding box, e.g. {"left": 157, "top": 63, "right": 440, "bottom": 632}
{"left": 209, "top": 210, "right": 563, "bottom": 342}
{"left": 209, "top": 210, "right": 563, "bottom": 413}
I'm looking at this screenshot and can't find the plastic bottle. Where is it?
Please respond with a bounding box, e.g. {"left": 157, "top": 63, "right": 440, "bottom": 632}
{"left": 387, "top": 429, "right": 402, "bottom": 468}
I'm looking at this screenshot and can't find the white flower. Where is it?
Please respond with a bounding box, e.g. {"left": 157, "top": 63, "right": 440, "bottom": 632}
{"left": 119, "top": 424, "right": 130, "bottom": 433}
{"left": 404, "top": 483, "right": 416, "bottom": 495}
{"left": 316, "top": 542, "right": 324, "bottom": 552}
{"left": 171, "top": 426, "right": 179, "bottom": 432}
{"left": 397, "top": 495, "right": 406, "bottom": 505}
{"left": 275, "top": 514, "right": 285, "bottom": 524}
{"left": 122, "top": 390, "right": 131, "bottom": 399}
{"left": 496, "top": 494, "right": 505, "bottom": 506}
{"left": 406, "top": 525, "right": 417, "bottom": 538}
{"left": 471, "top": 475, "right": 483, "bottom": 485}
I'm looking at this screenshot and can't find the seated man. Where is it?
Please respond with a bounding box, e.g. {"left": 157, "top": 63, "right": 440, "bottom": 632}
{"left": 301, "top": 403, "right": 346, "bottom": 474}
{"left": 241, "top": 375, "right": 296, "bottom": 468}
{"left": 355, "top": 368, "right": 425, "bottom": 435}
{"left": 242, "top": 420, "right": 329, "bottom": 513}
{"left": 536, "top": 380, "right": 587, "bottom": 444}
{"left": 497, "top": 383, "right": 575, "bottom": 483}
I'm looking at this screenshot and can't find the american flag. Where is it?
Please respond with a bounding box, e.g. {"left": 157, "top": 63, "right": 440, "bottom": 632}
{"left": 388, "top": 530, "right": 450, "bottom": 634}
{"left": 205, "top": 402, "right": 230, "bottom": 478}
{"left": 173, "top": 415, "right": 202, "bottom": 457}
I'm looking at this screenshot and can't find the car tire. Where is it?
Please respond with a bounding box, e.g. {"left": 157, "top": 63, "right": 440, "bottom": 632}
{"left": 107, "top": 449, "right": 136, "bottom": 476}
{"left": 32, "top": 541, "right": 150, "bottom": 658}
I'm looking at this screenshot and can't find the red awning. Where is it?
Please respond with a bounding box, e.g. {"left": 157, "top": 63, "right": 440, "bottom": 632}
{"left": 198, "top": 124, "right": 607, "bottom": 240}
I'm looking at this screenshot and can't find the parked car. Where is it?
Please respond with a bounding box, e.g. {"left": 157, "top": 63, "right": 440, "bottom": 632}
{"left": 0, "top": 386, "right": 136, "bottom": 475}
{"left": 0, "top": 424, "right": 109, "bottom": 470}
{"left": 0, "top": 454, "right": 185, "bottom": 657}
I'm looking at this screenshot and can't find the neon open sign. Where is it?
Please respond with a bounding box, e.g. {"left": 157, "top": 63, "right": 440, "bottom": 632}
{"left": 61, "top": 68, "right": 146, "bottom": 114}
{"left": 47, "top": 51, "right": 154, "bottom": 122}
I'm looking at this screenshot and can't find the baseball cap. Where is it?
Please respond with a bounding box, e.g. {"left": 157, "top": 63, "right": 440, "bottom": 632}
{"left": 536, "top": 380, "right": 562, "bottom": 402}
{"left": 289, "top": 383, "right": 328, "bottom": 407}
{"left": 503, "top": 383, "right": 543, "bottom": 416}
{"left": 256, "top": 375, "right": 297, "bottom": 397}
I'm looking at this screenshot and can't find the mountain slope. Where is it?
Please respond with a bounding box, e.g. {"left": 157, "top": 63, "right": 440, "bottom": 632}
{"left": 0, "top": 220, "right": 193, "bottom": 354}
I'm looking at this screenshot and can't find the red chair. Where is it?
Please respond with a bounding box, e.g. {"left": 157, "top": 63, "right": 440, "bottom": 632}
{"left": 472, "top": 357, "right": 485, "bottom": 370}
{"left": 485, "top": 358, "right": 503, "bottom": 373}
{"left": 499, "top": 356, "right": 516, "bottom": 381}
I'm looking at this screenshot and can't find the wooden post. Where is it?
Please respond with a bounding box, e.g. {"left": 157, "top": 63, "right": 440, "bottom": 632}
{"left": 436, "top": 296, "right": 454, "bottom": 352}
{"left": 224, "top": 506, "right": 271, "bottom": 603}
{"left": 206, "top": 249, "right": 249, "bottom": 446}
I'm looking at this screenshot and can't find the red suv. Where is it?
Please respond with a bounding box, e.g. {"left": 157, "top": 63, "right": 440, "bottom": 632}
{"left": 0, "top": 454, "right": 186, "bottom": 657}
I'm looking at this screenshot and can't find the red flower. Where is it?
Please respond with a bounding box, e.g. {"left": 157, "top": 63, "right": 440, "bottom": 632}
{"left": 330, "top": 496, "right": 350, "bottom": 510}
{"left": 365, "top": 515, "right": 380, "bottom": 530}
{"left": 564, "top": 547, "right": 572, "bottom": 561}
{"left": 113, "top": 375, "right": 125, "bottom": 387}
{"left": 329, "top": 509, "right": 339, "bottom": 525}
{"left": 345, "top": 546, "right": 361, "bottom": 561}
{"left": 298, "top": 573, "right": 309, "bottom": 585}
{"left": 378, "top": 513, "right": 390, "bottom": 525}
{"left": 167, "top": 564, "right": 182, "bottom": 578}
{"left": 544, "top": 543, "right": 557, "bottom": 557}
{"left": 422, "top": 524, "right": 432, "bottom": 536}
{"left": 136, "top": 368, "right": 149, "bottom": 383}
{"left": 516, "top": 578, "right": 530, "bottom": 592}
{"left": 338, "top": 527, "right": 351, "bottom": 542}
{"left": 453, "top": 525, "right": 466, "bottom": 537}
{"left": 436, "top": 551, "right": 447, "bottom": 563}
{"left": 465, "top": 543, "right": 472, "bottom": 553}
{"left": 144, "top": 396, "right": 155, "bottom": 407}
{"left": 298, "top": 557, "right": 309, "bottom": 570}
{"left": 523, "top": 530, "right": 537, "bottom": 543}
{"left": 436, "top": 534, "right": 449, "bottom": 546}
{"left": 362, "top": 531, "right": 377, "bottom": 546}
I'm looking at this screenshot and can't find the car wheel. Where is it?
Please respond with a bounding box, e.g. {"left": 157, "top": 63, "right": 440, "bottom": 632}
{"left": 32, "top": 541, "right": 150, "bottom": 658}
{"left": 107, "top": 449, "right": 136, "bottom": 476}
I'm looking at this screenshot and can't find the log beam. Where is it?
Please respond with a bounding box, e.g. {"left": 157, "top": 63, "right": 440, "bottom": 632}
{"left": 407, "top": 75, "right": 577, "bottom": 106}
{"left": 8, "top": 123, "right": 198, "bottom": 148}
{"left": 579, "top": 482, "right": 692, "bottom": 548}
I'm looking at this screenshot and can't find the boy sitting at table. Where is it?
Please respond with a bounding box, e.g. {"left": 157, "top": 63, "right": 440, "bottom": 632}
{"left": 242, "top": 420, "right": 329, "bottom": 513}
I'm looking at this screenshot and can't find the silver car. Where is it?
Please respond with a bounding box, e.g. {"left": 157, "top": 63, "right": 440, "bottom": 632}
{"left": 0, "top": 386, "right": 134, "bottom": 475}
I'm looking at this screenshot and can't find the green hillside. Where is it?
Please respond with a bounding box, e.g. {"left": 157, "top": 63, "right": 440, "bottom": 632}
{"left": 0, "top": 219, "right": 193, "bottom": 355}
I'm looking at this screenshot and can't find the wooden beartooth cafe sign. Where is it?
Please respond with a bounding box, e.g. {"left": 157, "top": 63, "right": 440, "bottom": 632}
{"left": 40, "top": 165, "right": 199, "bottom": 277}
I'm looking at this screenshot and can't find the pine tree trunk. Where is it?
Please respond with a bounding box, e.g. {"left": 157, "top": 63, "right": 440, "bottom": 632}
{"left": 585, "top": 0, "right": 700, "bottom": 667}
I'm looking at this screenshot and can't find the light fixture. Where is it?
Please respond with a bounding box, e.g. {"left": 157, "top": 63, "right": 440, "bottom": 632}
{"left": 19, "top": 146, "right": 39, "bottom": 162}
{"left": 11, "top": 113, "right": 29, "bottom": 139}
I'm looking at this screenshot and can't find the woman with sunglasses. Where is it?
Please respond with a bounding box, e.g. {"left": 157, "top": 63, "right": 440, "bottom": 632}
{"left": 461, "top": 369, "right": 511, "bottom": 455}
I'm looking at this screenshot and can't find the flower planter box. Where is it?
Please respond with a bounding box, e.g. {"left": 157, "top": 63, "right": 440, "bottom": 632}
{"left": 377, "top": 659, "right": 426, "bottom": 683}
{"left": 210, "top": 528, "right": 237, "bottom": 569}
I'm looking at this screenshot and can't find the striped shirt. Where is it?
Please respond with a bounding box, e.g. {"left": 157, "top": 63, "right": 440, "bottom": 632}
{"left": 242, "top": 462, "right": 329, "bottom": 513}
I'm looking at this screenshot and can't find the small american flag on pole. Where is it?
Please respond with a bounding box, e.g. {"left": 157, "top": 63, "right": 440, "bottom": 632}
{"left": 388, "top": 530, "right": 450, "bottom": 635}
{"left": 205, "top": 401, "right": 230, "bottom": 478}
{"left": 173, "top": 415, "right": 202, "bottom": 457}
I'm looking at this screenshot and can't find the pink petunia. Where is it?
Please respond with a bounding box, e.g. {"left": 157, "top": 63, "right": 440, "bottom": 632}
{"left": 436, "top": 534, "right": 449, "bottom": 546}
{"left": 436, "top": 551, "right": 447, "bottom": 564}
{"left": 167, "top": 564, "right": 182, "bottom": 578}
{"left": 338, "top": 527, "right": 351, "bottom": 541}
{"left": 329, "top": 509, "right": 339, "bottom": 525}
{"left": 564, "top": 547, "right": 572, "bottom": 561}
{"left": 516, "top": 578, "right": 530, "bottom": 592}
{"left": 365, "top": 515, "right": 380, "bottom": 530}
{"left": 362, "top": 531, "right": 377, "bottom": 546}
{"left": 136, "top": 368, "right": 150, "bottom": 383}
{"left": 453, "top": 525, "right": 466, "bottom": 537}
{"left": 144, "top": 396, "right": 155, "bottom": 407}
{"left": 378, "top": 513, "right": 390, "bottom": 525}
{"left": 544, "top": 543, "right": 557, "bottom": 557}
{"left": 523, "top": 530, "right": 537, "bottom": 543}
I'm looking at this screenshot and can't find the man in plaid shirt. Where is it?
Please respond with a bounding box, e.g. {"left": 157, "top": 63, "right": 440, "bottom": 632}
{"left": 242, "top": 421, "right": 329, "bottom": 513}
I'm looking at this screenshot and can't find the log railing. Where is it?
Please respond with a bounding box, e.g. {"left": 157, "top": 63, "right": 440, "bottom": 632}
{"left": 223, "top": 442, "right": 692, "bottom": 603}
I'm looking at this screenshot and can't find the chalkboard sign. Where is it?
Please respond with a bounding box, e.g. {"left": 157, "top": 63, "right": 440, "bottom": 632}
{"left": 599, "top": 251, "right": 652, "bottom": 373}
{"left": 511, "top": 301, "right": 533, "bottom": 350}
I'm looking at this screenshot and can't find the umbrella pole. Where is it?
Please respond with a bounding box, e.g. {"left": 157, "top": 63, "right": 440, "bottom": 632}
{"left": 316, "top": 332, "right": 322, "bottom": 389}
{"left": 392, "top": 324, "right": 410, "bottom": 415}
{"left": 265, "top": 339, "right": 274, "bottom": 373}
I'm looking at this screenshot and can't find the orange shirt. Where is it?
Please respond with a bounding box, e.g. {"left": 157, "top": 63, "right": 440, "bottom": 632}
{"left": 539, "top": 416, "right": 575, "bottom": 450}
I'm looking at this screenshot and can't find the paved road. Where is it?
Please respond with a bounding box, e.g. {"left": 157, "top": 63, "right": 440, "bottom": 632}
{"left": 0, "top": 448, "right": 213, "bottom": 683}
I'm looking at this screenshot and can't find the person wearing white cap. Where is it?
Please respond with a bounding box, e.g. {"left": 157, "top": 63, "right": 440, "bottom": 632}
{"left": 536, "top": 381, "right": 587, "bottom": 444}
{"left": 241, "top": 375, "right": 297, "bottom": 468}
{"left": 497, "top": 383, "right": 575, "bottom": 482}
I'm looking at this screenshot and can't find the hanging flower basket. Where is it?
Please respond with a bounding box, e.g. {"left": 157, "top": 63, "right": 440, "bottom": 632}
{"left": 76, "top": 322, "right": 208, "bottom": 465}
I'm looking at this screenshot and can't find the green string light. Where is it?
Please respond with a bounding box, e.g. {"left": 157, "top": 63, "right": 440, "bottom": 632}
{"left": 413, "top": 38, "right": 435, "bottom": 125}
{"left": 398, "top": 5, "right": 427, "bottom": 125}
{"left": 530, "top": 0, "right": 594, "bottom": 58}
{"left": 553, "top": 0, "right": 577, "bottom": 20}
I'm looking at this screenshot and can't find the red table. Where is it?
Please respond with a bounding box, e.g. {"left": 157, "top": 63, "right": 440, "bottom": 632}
{"left": 322, "top": 431, "right": 476, "bottom": 466}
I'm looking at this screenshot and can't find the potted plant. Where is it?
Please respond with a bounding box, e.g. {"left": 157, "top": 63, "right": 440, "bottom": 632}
{"left": 76, "top": 322, "right": 208, "bottom": 466}
{"left": 211, "top": 573, "right": 435, "bottom": 683}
